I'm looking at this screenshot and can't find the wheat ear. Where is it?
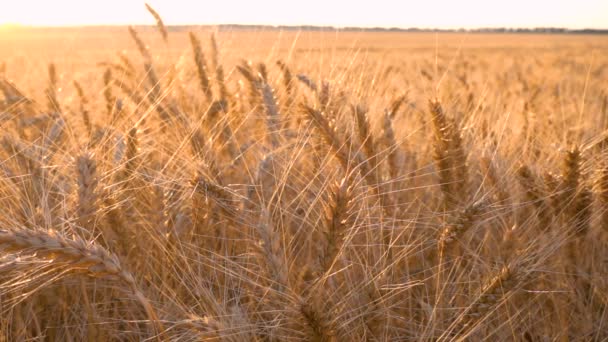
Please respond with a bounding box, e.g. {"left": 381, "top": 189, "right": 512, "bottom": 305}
{"left": 189, "top": 32, "right": 213, "bottom": 102}
{"left": 0, "top": 228, "right": 164, "bottom": 339}
{"left": 145, "top": 3, "right": 168, "bottom": 43}
{"left": 73, "top": 81, "right": 92, "bottom": 136}
{"left": 428, "top": 99, "right": 468, "bottom": 210}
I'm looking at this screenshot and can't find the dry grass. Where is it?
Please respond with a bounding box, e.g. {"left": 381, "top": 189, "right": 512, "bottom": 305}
{"left": 0, "top": 7, "right": 607, "bottom": 341}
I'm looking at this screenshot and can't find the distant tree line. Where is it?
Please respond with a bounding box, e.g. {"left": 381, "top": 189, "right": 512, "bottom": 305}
{"left": 210, "top": 25, "right": 608, "bottom": 34}
{"left": 12, "top": 25, "right": 608, "bottom": 35}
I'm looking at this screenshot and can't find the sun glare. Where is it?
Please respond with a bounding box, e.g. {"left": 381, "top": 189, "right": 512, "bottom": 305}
{"left": 0, "top": 23, "right": 22, "bottom": 31}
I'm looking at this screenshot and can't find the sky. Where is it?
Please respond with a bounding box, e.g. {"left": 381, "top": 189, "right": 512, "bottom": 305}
{"left": 0, "top": 0, "right": 606, "bottom": 29}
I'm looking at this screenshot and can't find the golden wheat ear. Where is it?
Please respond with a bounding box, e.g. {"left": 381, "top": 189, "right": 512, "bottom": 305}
{"left": 209, "top": 33, "right": 230, "bottom": 109}
{"left": 320, "top": 176, "right": 354, "bottom": 274}
{"left": 189, "top": 32, "right": 213, "bottom": 102}
{"left": 45, "top": 63, "right": 61, "bottom": 114}
{"left": 73, "top": 80, "right": 92, "bottom": 136}
{"left": 428, "top": 99, "right": 468, "bottom": 211}
{"left": 0, "top": 228, "right": 165, "bottom": 338}
{"left": 145, "top": 3, "right": 168, "bottom": 43}
{"left": 277, "top": 60, "right": 295, "bottom": 98}
{"left": 261, "top": 83, "right": 282, "bottom": 148}
{"left": 76, "top": 153, "right": 99, "bottom": 234}
{"left": 597, "top": 164, "right": 608, "bottom": 238}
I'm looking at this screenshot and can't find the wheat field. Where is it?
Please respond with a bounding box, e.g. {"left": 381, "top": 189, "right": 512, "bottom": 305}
{"left": 0, "top": 7, "right": 607, "bottom": 341}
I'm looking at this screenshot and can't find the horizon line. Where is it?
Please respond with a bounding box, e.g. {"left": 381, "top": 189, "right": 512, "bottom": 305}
{"left": 2, "top": 23, "right": 607, "bottom": 33}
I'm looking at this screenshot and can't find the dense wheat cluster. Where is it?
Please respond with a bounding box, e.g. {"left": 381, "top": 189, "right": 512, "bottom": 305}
{"left": 0, "top": 6, "right": 607, "bottom": 341}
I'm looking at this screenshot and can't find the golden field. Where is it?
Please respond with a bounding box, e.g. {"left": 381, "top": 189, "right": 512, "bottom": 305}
{"left": 0, "top": 20, "right": 607, "bottom": 341}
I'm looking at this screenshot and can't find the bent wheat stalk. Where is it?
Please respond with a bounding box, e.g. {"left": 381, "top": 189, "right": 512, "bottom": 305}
{"left": 0, "top": 228, "right": 165, "bottom": 340}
